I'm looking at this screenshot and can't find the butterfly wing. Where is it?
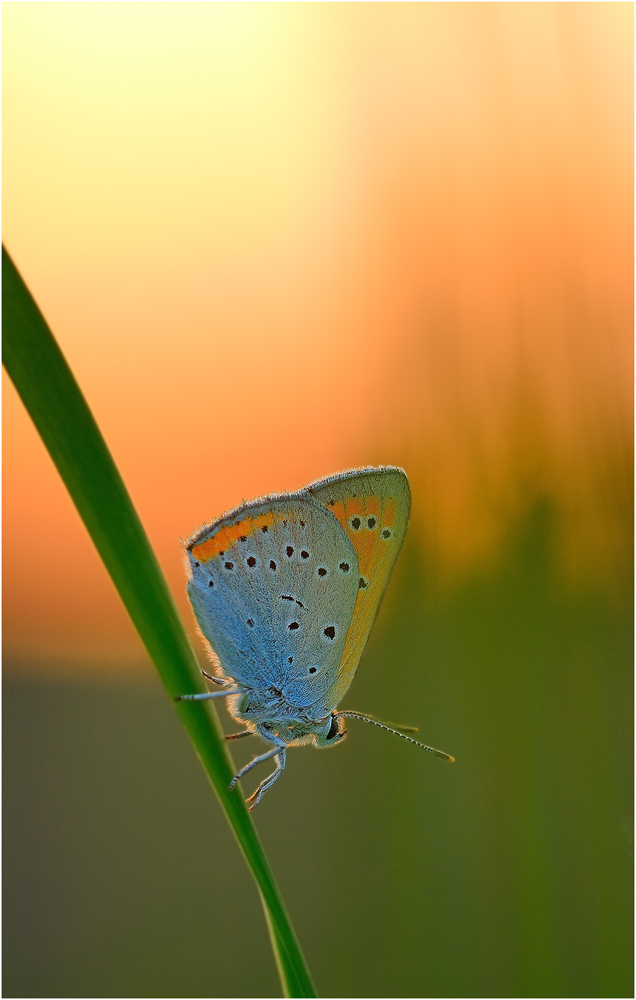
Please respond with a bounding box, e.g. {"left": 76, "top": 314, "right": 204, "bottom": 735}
{"left": 185, "top": 494, "right": 359, "bottom": 712}
{"left": 306, "top": 466, "right": 411, "bottom": 709}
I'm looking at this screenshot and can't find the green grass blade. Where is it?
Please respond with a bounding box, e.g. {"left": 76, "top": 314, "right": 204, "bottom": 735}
{"left": 2, "top": 245, "right": 317, "bottom": 1000}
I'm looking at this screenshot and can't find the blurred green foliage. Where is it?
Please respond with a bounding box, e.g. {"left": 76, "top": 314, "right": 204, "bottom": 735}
{"left": 4, "top": 499, "right": 632, "bottom": 997}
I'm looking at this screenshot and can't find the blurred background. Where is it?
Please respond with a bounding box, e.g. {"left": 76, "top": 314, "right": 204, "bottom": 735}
{"left": 3, "top": 4, "right": 632, "bottom": 997}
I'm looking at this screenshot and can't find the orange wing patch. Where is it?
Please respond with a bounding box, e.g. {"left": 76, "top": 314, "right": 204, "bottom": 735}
{"left": 328, "top": 500, "right": 346, "bottom": 527}
{"left": 191, "top": 511, "right": 276, "bottom": 562}
{"left": 382, "top": 499, "right": 397, "bottom": 530}
{"left": 307, "top": 467, "right": 410, "bottom": 707}
{"left": 321, "top": 492, "right": 403, "bottom": 704}
{"left": 330, "top": 495, "right": 389, "bottom": 582}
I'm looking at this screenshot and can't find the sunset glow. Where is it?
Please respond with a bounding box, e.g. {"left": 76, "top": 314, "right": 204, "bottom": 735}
{"left": 4, "top": 3, "right": 632, "bottom": 668}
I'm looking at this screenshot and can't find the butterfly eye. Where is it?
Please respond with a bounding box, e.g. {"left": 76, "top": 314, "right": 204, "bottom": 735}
{"left": 326, "top": 714, "right": 343, "bottom": 741}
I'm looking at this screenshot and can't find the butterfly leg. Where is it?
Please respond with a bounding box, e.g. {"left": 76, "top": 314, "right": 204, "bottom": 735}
{"left": 201, "top": 669, "right": 225, "bottom": 685}
{"left": 228, "top": 737, "right": 287, "bottom": 809}
{"left": 177, "top": 669, "right": 242, "bottom": 701}
{"left": 245, "top": 749, "right": 286, "bottom": 810}
{"left": 176, "top": 688, "right": 241, "bottom": 702}
{"left": 228, "top": 743, "right": 281, "bottom": 790}
{"left": 225, "top": 730, "right": 253, "bottom": 741}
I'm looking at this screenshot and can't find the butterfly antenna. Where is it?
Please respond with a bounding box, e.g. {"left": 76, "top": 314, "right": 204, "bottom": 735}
{"left": 335, "top": 711, "right": 455, "bottom": 762}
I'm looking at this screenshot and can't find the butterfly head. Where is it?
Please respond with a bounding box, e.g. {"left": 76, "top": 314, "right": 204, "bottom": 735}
{"left": 253, "top": 713, "right": 348, "bottom": 748}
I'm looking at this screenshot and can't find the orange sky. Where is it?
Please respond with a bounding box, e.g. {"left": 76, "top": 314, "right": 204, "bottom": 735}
{"left": 3, "top": 3, "right": 632, "bottom": 669}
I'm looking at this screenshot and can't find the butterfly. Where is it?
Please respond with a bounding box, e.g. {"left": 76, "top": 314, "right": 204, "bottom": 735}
{"left": 178, "top": 466, "right": 453, "bottom": 808}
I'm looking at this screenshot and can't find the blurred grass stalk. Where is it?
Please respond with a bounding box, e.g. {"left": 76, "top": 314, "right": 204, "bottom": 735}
{"left": 1, "top": 245, "right": 317, "bottom": 1000}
